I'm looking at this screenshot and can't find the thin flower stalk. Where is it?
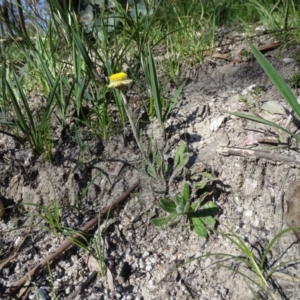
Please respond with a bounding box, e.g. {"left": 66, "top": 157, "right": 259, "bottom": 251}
{"left": 108, "top": 72, "right": 146, "bottom": 159}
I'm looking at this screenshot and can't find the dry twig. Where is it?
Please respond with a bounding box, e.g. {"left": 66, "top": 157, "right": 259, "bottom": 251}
{"left": 218, "top": 147, "right": 300, "bottom": 164}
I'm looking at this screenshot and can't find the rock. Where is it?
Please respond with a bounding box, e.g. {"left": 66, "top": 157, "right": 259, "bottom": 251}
{"left": 261, "top": 101, "right": 286, "bottom": 115}
{"left": 210, "top": 116, "right": 226, "bottom": 132}
{"left": 243, "top": 210, "right": 253, "bottom": 217}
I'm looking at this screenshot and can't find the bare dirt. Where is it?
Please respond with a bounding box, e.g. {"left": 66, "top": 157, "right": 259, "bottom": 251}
{"left": 2, "top": 35, "right": 300, "bottom": 300}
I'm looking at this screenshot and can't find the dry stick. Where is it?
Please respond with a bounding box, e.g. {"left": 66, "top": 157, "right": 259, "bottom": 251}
{"left": 218, "top": 147, "right": 300, "bottom": 164}
{"left": 5, "top": 180, "right": 140, "bottom": 296}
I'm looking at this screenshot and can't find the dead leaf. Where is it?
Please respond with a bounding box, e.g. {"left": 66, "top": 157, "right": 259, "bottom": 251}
{"left": 203, "top": 50, "right": 230, "bottom": 61}
{"left": 106, "top": 266, "right": 115, "bottom": 291}
{"left": 87, "top": 256, "right": 104, "bottom": 275}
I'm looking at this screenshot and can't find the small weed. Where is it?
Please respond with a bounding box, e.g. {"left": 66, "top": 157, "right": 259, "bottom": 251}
{"left": 151, "top": 180, "right": 219, "bottom": 238}
{"left": 90, "top": 235, "right": 105, "bottom": 277}
{"left": 252, "top": 87, "right": 262, "bottom": 96}
{"left": 240, "top": 49, "right": 251, "bottom": 58}
{"left": 20, "top": 199, "right": 63, "bottom": 235}
{"left": 239, "top": 96, "right": 248, "bottom": 103}
{"left": 145, "top": 142, "right": 189, "bottom": 184}
{"left": 161, "top": 226, "right": 300, "bottom": 299}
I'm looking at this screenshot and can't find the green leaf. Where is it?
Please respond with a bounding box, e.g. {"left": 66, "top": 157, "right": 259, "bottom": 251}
{"left": 174, "top": 194, "right": 183, "bottom": 206}
{"left": 151, "top": 217, "right": 169, "bottom": 227}
{"left": 73, "top": 31, "right": 97, "bottom": 80}
{"left": 163, "top": 79, "right": 186, "bottom": 121}
{"left": 173, "top": 143, "right": 189, "bottom": 175}
{"left": 182, "top": 182, "right": 190, "bottom": 202}
{"left": 155, "top": 152, "right": 164, "bottom": 178}
{"left": 199, "top": 201, "right": 219, "bottom": 225}
{"left": 248, "top": 41, "right": 300, "bottom": 120}
{"left": 167, "top": 213, "right": 183, "bottom": 226}
{"left": 199, "top": 172, "right": 219, "bottom": 181}
{"left": 159, "top": 199, "right": 177, "bottom": 213}
{"left": 190, "top": 200, "right": 200, "bottom": 212}
{"left": 6, "top": 78, "right": 29, "bottom": 135}
{"left": 148, "top": 48, "right": 163, "bottom": 130}
{"left": 194, "top": 181, "right": 207, "bottom": 190}
{"left": 189, "top": 216, "right": 207, "bottom": 238}
{"left": 200, "top": 215, "right": 216, "bottom": 226}
{"left": 174, "top": 194, "right": 186, "bottom": 214}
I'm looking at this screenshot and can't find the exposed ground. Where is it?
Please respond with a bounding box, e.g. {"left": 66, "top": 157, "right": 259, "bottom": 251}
{"left": 1, "top": 33, "right": 300, "bottom": 300}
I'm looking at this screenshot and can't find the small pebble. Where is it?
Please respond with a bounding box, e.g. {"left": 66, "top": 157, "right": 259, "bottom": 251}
{"left": 282, "top": 58, "right": 294, "bottom": 63}
{"left": 2, "top": 268, "right": 10, "bottom": 277}
{"left": 236, "top": 206, "right": 243, "bottom": 213}
{"left": 252, "top": 218, "right": 260, "bottom": 227}
{"left": 243, "top": 209, "right": 253, "bottom": 217}
{"left": 145, "top": 264, "right": 152, "bottom": 271}
{"left": 142, "top": 251, "right": 149, "bottom": 258}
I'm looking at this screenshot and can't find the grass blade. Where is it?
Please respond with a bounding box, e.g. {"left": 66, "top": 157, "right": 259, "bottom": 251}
{"left": 163, "top": 79, "right": 186, "bottom": 120}
{"left": 260, "top": 227, "right": 300, "bottom": 270}
{"left": 248, "top": 41, "right": 300, "bottom": 120}
{"left": 148, "top": 48, "right": 163, "bottom": 130}
{"left": 229, "top": 111, "right": 300, "bottom": 142}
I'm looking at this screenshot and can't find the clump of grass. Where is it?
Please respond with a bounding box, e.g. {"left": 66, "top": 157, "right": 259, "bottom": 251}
{"left": 160, "top": 227, "right": 300, "bottom": 299}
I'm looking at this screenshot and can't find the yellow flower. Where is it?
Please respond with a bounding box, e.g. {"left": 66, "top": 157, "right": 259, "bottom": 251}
{"left": 107, "top": 72, "right": 133, "bottom": 88}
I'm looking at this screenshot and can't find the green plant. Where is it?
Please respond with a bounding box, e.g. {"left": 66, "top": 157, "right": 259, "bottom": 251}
{"left": 215, "top": 226, "right": 300, "bottom": 299}
{"left": 106, "top": 72, "right": 187, "bottom": 181}
{"left": 88, "top": 216, "right": 107, "bottom": 277}
{"left": 229, "top": 41, "right": 300, "bottom": 143}
{"left": 73, "top": 170, "right": 103, "bottom": 212}
{"left": 143, "top": 48, "right": 186, "bottom": 136}
{"left": 151, "top": 180, "right": 219, "bottom": 238}
{"left": 253, "top": 87, "right": 262, "bottom": 96}
{"left": 240, "top": 49, "right": 252, "bottom": 58}
{"left": 0, "top": 66, "right": 59, "bottom": 156}
{"left": 90, "top": 234, "right": 106, "bottom": 277}
{"left": 239, "top": 96, "right": 248, "bottom": 103}
{"left": 21, "top": 199, "right": 63, "bottom": 235}
{"left": 160, "top": 226, "right": 300, "bottom": 299}
{"left": 145, "top": 142, "right": 189, "bottom": 183}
